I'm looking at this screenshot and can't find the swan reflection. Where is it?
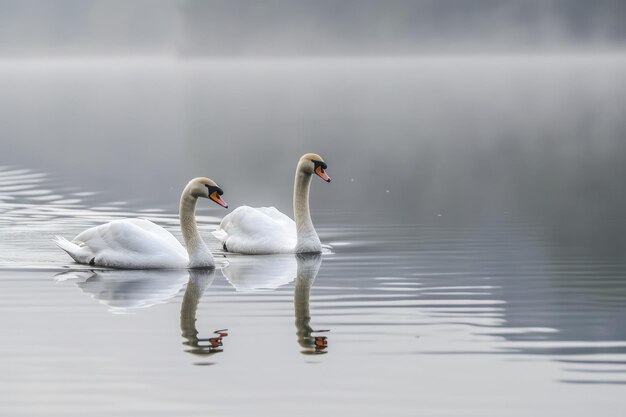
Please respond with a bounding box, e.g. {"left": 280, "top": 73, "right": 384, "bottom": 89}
{"left": 180, "top": 268, "right": 229, "bottom": 359}
{"left": 55, "top": 267, "right": 229, "bottom": 361}
{"left": 221, "top": 254, "right": 297, "bottom": 291}
{"left": 294, "top": 254, "right": 329, "bottom": 355}
{"left": 55, "top": 253, "right": 328, "bottom": 357}
{"left": 221, "top": 253, "right": 329, "bottom": 354}
{"left": 55, "top": 269, "right": 188, "bottom": 313}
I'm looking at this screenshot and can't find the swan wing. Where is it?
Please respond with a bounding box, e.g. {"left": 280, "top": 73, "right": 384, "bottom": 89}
{"left": 213, "top": 206, "right": 297, "bottom": 254}
{"left": 57, "top": 218, "right": 188, "bottom": 268}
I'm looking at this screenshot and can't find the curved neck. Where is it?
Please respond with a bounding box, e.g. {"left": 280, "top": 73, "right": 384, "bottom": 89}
{"left": 294, "top": 170, "right": 313, "bottom": 231}
{"left": 293, "top": 164, "right": 321, "bottom": 253}
{"left": 180, "top": 187, "right": 214, "bottom": 268}
{"left": 294, "top": 271, "right": 314, "bottom": 351}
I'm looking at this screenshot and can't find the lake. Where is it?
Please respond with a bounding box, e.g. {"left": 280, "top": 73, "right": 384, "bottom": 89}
{"left": 1, "top": 54, "right": 625, "bottom": 416}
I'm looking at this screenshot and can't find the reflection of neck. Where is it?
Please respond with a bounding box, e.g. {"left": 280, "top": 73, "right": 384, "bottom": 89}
{"left": 293, "top": 165, "right": 321, "bottom": 253}
{"left": 294, "top": 271, "right": 314, "bottom": 349}
{"left": 180, "top": 270, "right": 213, "bottom": 352}
{"left": 180, "top": 188, "right": 214, "bottom": 268}
{"left": 294, "top": 254, "right": 322, "bottom": 353}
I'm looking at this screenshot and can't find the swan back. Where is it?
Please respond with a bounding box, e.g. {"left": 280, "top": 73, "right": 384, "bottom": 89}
{"left": 213, "top": 206, "right": 297, "bottom": 254}
{"left": 56, "top": 218, "right": 189, "bottom": 269}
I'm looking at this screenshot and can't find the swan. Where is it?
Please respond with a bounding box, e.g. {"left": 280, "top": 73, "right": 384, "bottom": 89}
{"left": 212, "top": 153, "right": 331, "bottom": 254}
{"left": 54, "top": 177, "right": 228, "bottom": 269}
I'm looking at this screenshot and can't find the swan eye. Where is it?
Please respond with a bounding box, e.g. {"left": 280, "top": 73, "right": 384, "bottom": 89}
{"left": 312, "top": 160, "right": 327, "bottom": 170}
{"left": 205, "top": 184, "right": 223, "bottom": 196}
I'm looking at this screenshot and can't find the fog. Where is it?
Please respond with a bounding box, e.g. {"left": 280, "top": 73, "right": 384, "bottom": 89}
{"left": 0, "top": 0, "right": 625, "bottom": 56}
{"left": 2, "top": 55, "right": 625, "bottom": 248}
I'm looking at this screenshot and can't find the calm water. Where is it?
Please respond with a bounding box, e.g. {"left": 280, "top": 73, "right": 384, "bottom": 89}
{"left": 1, "top": 56, "right": 626, "bottom": 416}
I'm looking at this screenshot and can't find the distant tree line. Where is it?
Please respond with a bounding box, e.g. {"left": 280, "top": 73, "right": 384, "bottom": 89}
{"left": 179, "top": 0, "right": 626, "bottom": 55}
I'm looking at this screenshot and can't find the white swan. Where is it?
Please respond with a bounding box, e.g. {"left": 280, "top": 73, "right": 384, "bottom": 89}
{"left": 212, "top": 153, "right": 331, "bottom": 254}
{"left": 54, "top": 177, "right": 228, "bottom": 269}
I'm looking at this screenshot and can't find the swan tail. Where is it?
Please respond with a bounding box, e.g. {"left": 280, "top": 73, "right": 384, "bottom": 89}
{"left": 211, "top": 228, "right": 228, "bottom": 243}
{"left": 53, "top": 236, "right": 91, "bottom": 264}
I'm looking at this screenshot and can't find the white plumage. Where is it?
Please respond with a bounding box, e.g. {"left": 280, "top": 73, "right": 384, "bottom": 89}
{"left": 213, "top": 206, "right": 297, "bottom": 254}
{"left": 212, "top": 153, "right": 331, "bottom": 255}
{"left": 54, "top": 218, "right": 188, "bottom": 269}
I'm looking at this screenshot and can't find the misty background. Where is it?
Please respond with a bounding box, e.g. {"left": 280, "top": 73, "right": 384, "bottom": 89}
{"left": 0, "top": 0, "right": 625, "bottom": 56}
{"left": 1, "top": 0, "right": 625, "bottom": 253}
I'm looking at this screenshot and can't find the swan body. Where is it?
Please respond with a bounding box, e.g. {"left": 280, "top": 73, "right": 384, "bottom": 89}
{"left": 213, "top": 206, "right": 297, "bottom": 254}
{"left": 213, "top": 153, "right": 331, "bottom": 254}
{"left": 54, "top": 219, "right": 189, "bottom": 269}
{"left": 54, "top": 177, "right": 228, "bottom": 269}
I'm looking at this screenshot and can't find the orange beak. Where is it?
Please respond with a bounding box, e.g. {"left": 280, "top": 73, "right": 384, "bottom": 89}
{"left": 210, "top": 191, "right": 228, "bottom": 208}
{"left": 315, "top": 166, "right": 331, "bottom": 182}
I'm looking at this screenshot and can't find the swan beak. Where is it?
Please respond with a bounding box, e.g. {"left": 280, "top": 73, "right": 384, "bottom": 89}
{"left": 315, "top": 166, "right": 331, "bottom": 183}
{"left": 210, "top": 191, "right": 228, "bottom": 208}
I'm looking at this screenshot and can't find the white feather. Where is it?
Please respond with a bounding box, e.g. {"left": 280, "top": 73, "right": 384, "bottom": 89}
{"left": 55, "top": 218, "right": 188, "bottom": 269}
{"left": 212, "top": 206, "right": 297, "bottom": 254}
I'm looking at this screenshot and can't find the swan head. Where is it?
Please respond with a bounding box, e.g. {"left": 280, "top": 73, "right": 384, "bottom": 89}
{"left": 299, "top": 153, "right": 331, "bottom": 183}
{"left": 188, "top": 177, "right": 228, "bottom": 208}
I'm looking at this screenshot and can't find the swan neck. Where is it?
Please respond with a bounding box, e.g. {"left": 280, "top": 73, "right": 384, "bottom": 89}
{"left": 294, "top": 170, "right": 313, "bottom": 230}
{"left": 293, "top": 166, "right": 321, "bottom": 252}
{"left": 180, "top": 188, "right": 214, "bottom": 268}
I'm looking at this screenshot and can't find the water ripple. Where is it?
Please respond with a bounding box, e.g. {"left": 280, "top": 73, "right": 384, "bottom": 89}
{"left": 2, "top": 165, "right": 626, "bottom": 394}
